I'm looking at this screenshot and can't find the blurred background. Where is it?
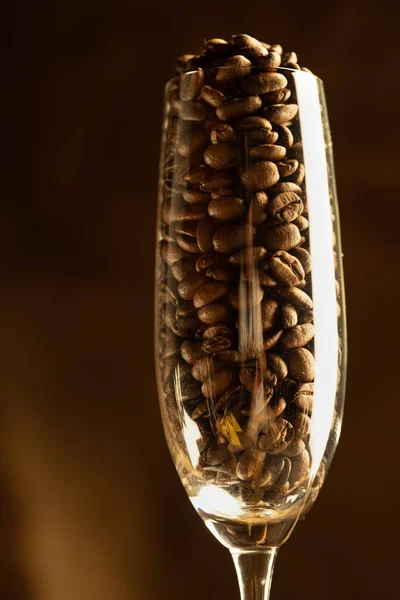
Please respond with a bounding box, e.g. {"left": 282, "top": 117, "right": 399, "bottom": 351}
{"left": 2, "top": 1, "right": 399, "bottom": 598}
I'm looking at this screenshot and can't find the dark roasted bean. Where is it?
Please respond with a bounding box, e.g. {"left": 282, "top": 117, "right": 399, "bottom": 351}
{"left": 175, "top": 221, "right": 199, "bottom": 237}
{"left": 246, "top": 129, "right": 279, "bottom": 146}
{"left": 293, "top": 215, "right": 309, "bottom": 231}
{"left": 179, "top": 69, "right": 205, "bottom": 101}
{"left": 286, "top": 348, "right": 315, "bottom": 381}
{"left": 198, "top": 303, "right": 229, "bottom": 324}
{"left": 272, "top": 286, "right": 313, "bottom": 309}
{"left": 176, "top": 233, "right": 200, "bottom": 253}
{"left": 216, "top": 95, "right": 262, "bottom": 121}
{"left": 269, "top": 181, "right": 303, "bottom": 195}
{"left": 197, "top": 217, "right": 219, "bottom": 253}
{"left": 180, "top": 100, "right": 208, "bottom": 121}
{"left": 203, "top": 324, "right": 232, "bottom": 339}
{"left": 264, "top": 223, "right": 301, "bottom": 251}
{"left": 281, "top": 302, "right": 298, "bottom": 329}
{"left": 193, "top": 282, "right": 229, "bottom": 308}
{"left": 210, "top": 123, "right": 237, "bottom": 144}
{"left": 204, "top": 143, "right": 242, "bottom": 170}
{"left": 257, "top": 51, "right": 282, "bottom": 70}
{"left": 161, "top": 241, "right": 189, "bottom": 266}
{"left": 277, "top": 159, "right": 299, "bottom": 177}
{"left": 261, "top": 298, "right": 280, "bottom": 330}
{"left": 200, "top": 85, "right": 227, "bottom": 107}
{"left": 268, "top": 192, "right": 304, "bottom": 223}
{"left": 182, "top": 189, "right": 211, "bottom": 204}
{"left": 192, "top": 356, "right": 222, "bottom": 381}
{"left": 269, "top": 250, "right": 305, "bottom": 285}
{"left": 263, "top": 330, "right": 283, "bottom": 350}
{"left": 195, "top": 252, "right": 216, "bottom": 272}
{"left": 241, "top": 161, "right": 280, "bottom": 190}
{"left": 216, "top": 55, "right": 252, "bottom": 83}
{"left": 229, "top": 246, "right": 267, "bottom": 266}
{"left": 294, "top": 382, "right": 314, "bottom": 412}
{"left": 289, "top": 449, "right": 310, "bottom": 485}
{"left": 202, "top": 336, "right": 232, "bottom": 354}
{"left": 282, "top": 437, "right": 305, "bottom": 457}
{"left": 249, "top": 144, "right": 287, "bottom": 162}
{"left": 263, "top": 103, "right": 299, "bottom": 125}
{"left": 295, "top": 412, "right": 312, "bottom": 438}
{"left": 267, "top": 353, "right": 288, "bottom": 380}
{"left": 177, "top": 271, "right": 208, "bottom": 300}
{"left": 275, "top": 124, "right": 294, "bottom": 149}
{"left": 177, "top": 129, "right": 206, "bottom": 157}
{"left": 249, "top": 191, "right": 269, "bottom": 225}
{"left": 280, "top": 323, "right": 315, "bottom": 349}
{"left": 242, "top": 72, "right": 288, "bottom": 95}
{"left": 202, "top": 367, "right": 235, "bottom": 399}
{"left": 206, "top": 263, "right": 237, "bottom": 281}
{"left": 170, "top": 255, "right": 197, "bottom": 281}
{"left": 181, "top": 340, "right": 203, "bottom": 364}
{"left": 208, "top": 196, "right": 245, "bottom": 221}
{"left": 235, "top": 116, "right": 272, "bottom": 131}
{"left": 213, "top": 223, "right": 255, "bottom": 254}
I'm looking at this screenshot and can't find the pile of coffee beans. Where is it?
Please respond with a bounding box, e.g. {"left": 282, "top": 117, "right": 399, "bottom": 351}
{"left": 158, "top": 34, "right": 317, "bottom": 506}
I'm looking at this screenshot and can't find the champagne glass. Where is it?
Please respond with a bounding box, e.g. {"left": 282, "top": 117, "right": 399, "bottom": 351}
{"left": 155, "top": 65, "right": 346, "bottom": 599}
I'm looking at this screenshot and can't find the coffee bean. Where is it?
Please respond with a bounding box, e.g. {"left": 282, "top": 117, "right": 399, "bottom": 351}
{"left": 208, "top": 196, "right": 245, "bottom": 221}
{"left": 181, "top": 340, "right": 203, "bottom": 364}
{"left": 202, "top": 336, "right": 232, "bottom": 354}
{"left": 198, "top": 303, "right": 229, "bottom": 324}
{"left": 249, "top": 144, "right": 287, "bottom": 162}
{"left": 268, "top": 396, "right": 287, "bottom": 418}
{"left": 191, "top": 399, "right": 211, "bottom": 420}
{"left": 180, "top": 100, "right": 208, "bottom": 121}
{"left": 288, "top": 449, "right": 310, "bottom": 485}
{"left": 205, "top": 441, "right": 228, "bottom": 466}
{"left": 176, "top": 54, "right": 196, "bottom": 75}
{"left": 202, "top": 367, "right": 235, "bottom": 399}
{"left": 241, "top": 161, "right": 280, "bottom": 190}
{"left": 263, "top": 330, "right": 283, "bottom": 350}
{"left": 206, "top": 263, "right": 236, "bottom": 281}
{"left": 203, "top": 38, "right": 230, "bottom": 56}
{"left": 173, "top": 204, "right": 208, "bottom": 222}
{"left": 178, "top": 364, "right": 203, "bottom": 400}
{"left": 282, "top": 437, "right": 305, "bottom": 457}
{"left": 176, "top": 233, "right": 200, "bottom": 253}
{"left": 236, "top": 446, "right": 264, "bottom": 481}
{"left": 264, "top": 223, "right": 301, "bottom": 251}
{"left": 210, "top": 123, "right": 237, "bottom": 144}
{"left": 275, "top": 124, "right": 294, "bottom": 149}
{"left": 161, "top": 241, "right": 189, "bottom": 266}
{"left": 293, "top": 215, "right": 309, "bottom": 231}
{"left": 230, "top": 34, "right": 268, "bottom": 58}
{"left": 197, "top": 217, "right": 219, "bottom": 253}
{"left": 286, "top": 348, "right": 315, "bottom": 381}
{"left": 214, "top": 350, "right": 242, "bottom": 363}
{"left": 210, "top": 185, "right": 237, "bottom": 199}
{"left": 193, "top": 282, "right": 229, "bottom": 308}
{"left": 269, "top": 250, "right": 305, "bottom": 285}
{"left": 192, "top": 356, "right": 222, "bottom": 382}
{"left": 260, "top": 456, "right": 285, "bottom": 488}
{"left": 213, "top": 223, "right": 255, "bottom": 254}
{"left": 200, "top": 85, "right": 227, "bottom": 107}
{"left": 268, "top": 192, "right": 303, "bottom": 223}
{"left": 177, "top": 129, "right": 206, "bottom": 157}
{"left": 242, "top": 72, "right": 288, "bottom": 95}
{"left": 282, "top": 51, "right": 298, "bottom": 65}
{"left": 229, "top": 246, "right": 267, "bottom": 265}
{"left": 216, "top": 55, "right": 252, "bottom": 83}
{"left": 257, "top": 51, "right": 282, "bottom": 70}
{"left": 195, "top": 252, "right": 216, "bottom": 272}
{"left": 269, "top": 182, "right": 302, "bottom": 195}
{"left": 203, "top": 324, "right": 232, "bottom": 340}
{"left": 260, "top": 417, "right": 294, "bottom": 453}
{"left": 182, "top": 189, "right": 211, "bottom": 204}
{"left": 261, "top": 298, "right": 279, "bottom": 330}
{"left": 249, "top": 191, "right": 269, "bottom": 225}
{"left": 263, "top": 482, "right": 290, "bottom": 502}
{"left": 179, "top": 69, "right": 205, "bottom": 101}
{"left": 290, "top": 141, "right": 304, "bottom": 160}
{"left": 294, "top": 382, "right": 314, "bottom": 412}
{"left": 280, "top": 323, "right": 315, "bottom": 349}
{"left": 204, "top": 143, "right": 242, "bottom": 170}
{"left": 289, "top": 161, "right": 305, "bottom": 185}
{"left": 263, "top": 104, "right": 299, "bottom": 125}
{"left": 267, "top": 353, "right": 288, "bottom": 380}
{"left": 161, "top": 302, "right": 176, "bottom": 329}
{"left": 235, "top": 116, "right": 272, "bottom": 131}
{"left": 184, "top": 165, "right": 211, "bottom": 185}
{"left": 171, "top": 314, "right": 200, "bottom": 337}
{"left": 246, "top": 129, "right": 279, "bottom": 146}
{"left": 272, "top": 286, "right": 313, "bottom": 309}
{"left": 277, "top": 159, "right": 299, "bottom": 178}
{"left": 295, "top": 412, "right": 312, "bottom": 438}
{"left": 177, "top": 271, "right": 208, "bottom": 300}
{"left": 216, "top": 95, "right": 262, "bottom": 121}
{"left": 174, "top": 222, "right": 198, "bottom": 238}
{"left": 281, "top": 302, "right": 298, "bottom": 329}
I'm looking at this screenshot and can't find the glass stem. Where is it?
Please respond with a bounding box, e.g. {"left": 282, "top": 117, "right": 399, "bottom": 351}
{"left": 230, "top": 548, "right": 278, "bottom": 600}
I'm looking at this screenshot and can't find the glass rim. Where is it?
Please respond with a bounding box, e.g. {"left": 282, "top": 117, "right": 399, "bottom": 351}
{"left": 166, "top": 65, "right": 323, "bottom": 87}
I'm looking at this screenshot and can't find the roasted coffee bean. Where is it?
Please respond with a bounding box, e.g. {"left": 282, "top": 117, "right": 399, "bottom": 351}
{"left": 161, "top": 303, "right": 176, "bottom": 329}
{"left": 294, "top": 382, "right": 314, "bottom": 412}
{"left": 197, "top": 217, "right": 219, "bottom": 253}
{"left": 269, "top": 250, "right": 305, "bottom": 285}
{"left": 161, "top": 225, "right": 175, "bottom": 243}
{"left": 173, "top": 204, "right": 208, "bottom": 222}
{"left": 236, "top": 446, "right": 264, "bottom": 481}
{"left": 193, "top": 282, "right": 229, "bottom": 308}
{"left": 204, "top": 143, "right": 242, "bottom": 170}
{"left": 263, "top": 330, "right": 283, "bottom": 350}
{"left": 293, "top": 215, "right": 309, "bottom": 231}
{"left": 191, "top": 399, "right": 210, "bottom": 420}
{"left": 268, "top": 192, "right": 303, "bottom": 223}
{"left": 260, "top": 456, "right": 285, "bottom": 488}
{"left": 210, "top": 123, "right": 237, "bottom": 144}
{"left": 160, "top": 281, "right": 180, "bottom": 306}
{"left": 180, "top": 100, "right": 208, "bottom": 121}
{"left": 202, "top": 336, "right": 232, "bottom": 354}
{"left": 260, "top": 417, "right": 294, "bottom": 453}
{"left": 177, "top": 129, "right": 206, "bottom": 157}
{"left": 170, "top": 255, "right": 197, "bottom": 281}
{"left": 179, "top": 69, "right": 205, "bottom": 101}
{"left": 216, "top": 95, "right": 262, "bottom": 121}
{"left": 228, "top": 285, "right": 264, "bottom": 309}
{"left": 261, "top": 298, "right": 279, "bottom": 330}
{"left": 268, "top": 182, "right": 303, "bottom": 195}
{"left": 171, "top": 313, "right": 200, "bottom": 337}
{"left": 205, "top": 441, "right": 228, "bottom": 466}
{"left": 161, "top": 334, "right": 181, "bottom": 359}
{"left": 198, "top": 303, "right": 229, "bottom": 324}
{"left": 202, "top": 366, "right": 235, "bottom": 399}
{"left": 267, "top": 353, "right": 288, "bottom": 380}
{"left": 272, "top": 286, "right": 313, "bottom": 309}
{"left": 247, "top": 192, "right": 268, "bottom": 225}
{"left": 268, "top": 396, "right": 287, "bottom": 418}
{"left": 175, "top": 221, "right": 198, "bottom": 237}
{"left": 263, "top": 104, "right": 299, "bottom": 125}
{"left": 200, "top": 85, "right": 226, "bottom": 107}
{"left": 277, "top": 159, "right": 299, "bottom": 178}
{"left": 195, "top": 252, "right": 216, "bottom": 272}
{"left": 263, "top": 482, "right": 290, "bottom": 502}
{"left": 242, "top": 72, "right": 288, "bottom": 95}
{"left": 286, "top": 348, "right": 315, "bottom": 381}
{"left": 161, "top": 241, "right": 189, "bottom": 266}
{"left": 184, "top": 164, "right": 212, "bottom": 185}
{"left": 177, "top": 271, "right": 208, "bottom": 300}
{"left": 249, "top": 144, "right": 287, "bottom": 162}
{"left": 203, "top": 324, "right": 232, "bottom": 339}
{"left": 208, "top": 196, "right": 245, "bottom": 221}
{"left": 280, "top": 323, "right": 315, "bottom": 349}
{"left": 214, "top": 350, "right": 243, "bottom": 363}
{"left": 257, "top": 51, "right": 282, "bottom": 70}
{"left": 246, "top": 129, "right": 279, "bottom": 146}
{"left": 295, "top": 412, "right": 312, "bottom": 438}
{"left": 176, "top": 54, "right": 196, "bottom": 75}
{"left": 282, "top": 51, "right": 298, "bottom": 65}
{"left": 213, "top": 223, "right": 255, "bottom": 254}
{"left": 260, "top": 88, "right": 286, "bottom": 105}
{"left": 206, "top": 263, "right": 236, "bottom": 281}
{"left": 203, "top": 38, "right": 230, "bottom": 56}
{"left": 230, "top": 34, "right": 269, "bottom": 58}
{"left": 289, "top": 161, "right": 305, "bottom": 185}
{"left": 176, "top": 301, "right": 198, "bottom": 318}
{"left": 216, "top": 55, "right": 252, "bottom": 83}
{"left": 178, "top": 363, "right": 203, "bottom": 400}
{"left": 235, "top": 116, "right": 272, "bottom": 131}
{"left": 192, "top": 356, "right": 222, "bottom": 382}
{"left": 229, "top": 246, "right": 267, "bottom": 266}
{"left": 264, "top": 223, "right": 301, "bottom": 251}
{"left": 290, "top": 141, "right": 304, "bottom": 160}
{"left": 181, "top": 340, "right": 203, "bottom": 364}
{"left": 210, "top": 186, "right": 237, "bottom": 199}
{"left": 182, "top": 189, "right": 211, "bottom": 204}
{"left": 241, "top": 161, "right": 280, "bottom": 190}
{"left": 282, "top": 437, "right": 305, "bottom": 457}
{"left": 281, "top": 302, "right": 298, "bottom": 329}
{"left": 176, "top": 233, "right": 199, "bottom": 253}
{"left": 275, "top": 124, "right": 294, "bottom": 149}
{"left": 288, "top": 449, "right": 310, "bottom": 485}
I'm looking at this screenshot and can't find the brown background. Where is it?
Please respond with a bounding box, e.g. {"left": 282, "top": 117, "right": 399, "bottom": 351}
{"left": 2, "top": 1, "right": 400, "bottom": 599}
